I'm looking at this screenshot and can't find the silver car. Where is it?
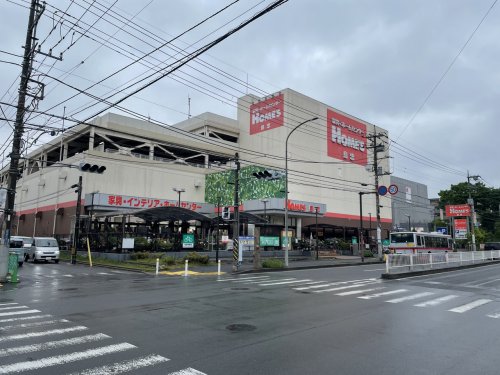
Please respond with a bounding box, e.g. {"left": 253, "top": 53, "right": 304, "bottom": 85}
{"left": 27, "top": 237, "right": 60, "bottom": 263}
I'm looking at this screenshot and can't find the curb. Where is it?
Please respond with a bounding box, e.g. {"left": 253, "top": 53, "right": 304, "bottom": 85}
{"left": 235, "top": 260, "right": 385, "bottom": 274}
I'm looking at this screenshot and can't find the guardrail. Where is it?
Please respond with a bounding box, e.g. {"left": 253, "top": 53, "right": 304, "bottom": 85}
{"left": 385, "top": 250, "right": 500, "bottom": 274}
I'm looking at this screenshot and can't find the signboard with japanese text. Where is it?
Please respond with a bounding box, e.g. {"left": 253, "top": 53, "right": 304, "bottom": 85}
{"left": 260, "top": 236, "right": 280, "bottom": 247}
{"left": 182, "top": 234, "right": 195, "bottom": 248}
{"left": 250, "top": 94, "right": 284, "bottom": 135}
{"left": 86, "top": 193, "right": 211, "bottom": 212}
{"left": 454, "top": 218, "right": 468, "bottom": 239}
{"left": 326, "top": 108, "right": 367, "bottom": 166}
{"left": 445, "top": 204, "right": 471, "bottom": 217}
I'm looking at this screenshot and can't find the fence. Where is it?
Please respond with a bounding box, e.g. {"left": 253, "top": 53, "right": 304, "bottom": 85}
{"left": 385, "top": 250, "right": 500, "bottom": 274}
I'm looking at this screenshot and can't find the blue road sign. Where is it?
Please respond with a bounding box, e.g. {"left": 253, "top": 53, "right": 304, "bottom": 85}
{"left": 377, "top": 185, "right": 388, "bottom": 196}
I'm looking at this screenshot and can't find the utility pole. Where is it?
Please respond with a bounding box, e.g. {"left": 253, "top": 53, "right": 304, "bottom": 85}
{"left": 467, "top": 170, "right": 480, "bottom": 251}
{"left": 232, "top": 153, "right": 240, "bottom": 271}
{"left": 359, "top": 192, "right": 365, "bottom": 263}
{"left": 71, "top": 176, "right": 83, "bottom": 264}
{"left": 369, "top": 130, "right": 385, "bottom": 260}
{"left": 1, "top": 0, "right": 40, "bottom": 281}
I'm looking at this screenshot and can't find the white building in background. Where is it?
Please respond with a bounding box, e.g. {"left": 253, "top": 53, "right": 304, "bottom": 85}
{"left": 0, "top": 88, "right": 392, "bottom": 246}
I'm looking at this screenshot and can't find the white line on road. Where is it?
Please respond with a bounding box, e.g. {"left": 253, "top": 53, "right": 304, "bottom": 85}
{"left": 246, "top": 278, "right": 297, "bottom": 284}
{"left": 293, "top": 278, "right": 376, "bottom": 291}
{"left": 335, "top": 287, "right": 385, "bottom": 296}
{"left": 217, "top": 276, "right": 270, "bottom": 282}
{"left": 166, "top": 368, "right": 207, "bottom": 375}
{"left": 358, "top": 289, "right": 408, "bottom": 300}
{"left": 448, "top": 299, "right": 492, "bottom": 313}
{"left": 0, "top": 305, "right": 28, "bottom": 311}
{"left": 0, "top": 319, "right": 69, "bottom": 331}
{"left": 0, "top": 303, "right": 18, "bottom": 307}
{"left": 471, "top": 278, "right": 500, "bottom": 287}
{"left": 0, "top": 333, "right": 110, "bottom": 358}
{"left": 0, "top": 309, "right": 40, "bottom": 317}
{"left": 486, "top": 312, "right": 500, "bottom": 319}
{"left": 364, "top": 268, "right": 386, "bottom": 272}
{"left": 414, "top": 295, "right": 458, "bottom": 307}
{"left": 0, "top": 314, "right": 52, "bottom": 324}
{"left": 386, "top": 292, "right": 435, "bottom": 303}
{"left": 0, "top": 326, "right": 87, "bottom": 343}
{"left": 313, "top": 282, "right": 381, "bottom": 293}
{"left": 0, "top": 343, "right": 136, "bottom": 374}
{"left": 65, "top": 354, "right": 169, "bottom": 375}
{"left": 258, "top": 279, "right": 312, "bottom": 286}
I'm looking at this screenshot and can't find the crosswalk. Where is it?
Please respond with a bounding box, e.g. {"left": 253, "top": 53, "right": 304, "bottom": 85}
{"left": 0, "top": 302, "right": 207, "bottom": 375}
{"left": 217, "top": 275, "right": 500, "bottom": 319}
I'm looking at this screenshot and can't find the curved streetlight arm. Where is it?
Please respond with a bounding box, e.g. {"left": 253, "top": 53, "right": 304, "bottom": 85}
{"left": 284, "top": 116, "right": 318, "bottom": 267}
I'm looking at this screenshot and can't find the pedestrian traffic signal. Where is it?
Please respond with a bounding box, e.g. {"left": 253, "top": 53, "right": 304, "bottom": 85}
{"left": 222, "top": 206, "right": 231, "bottom": 220}
{"left": 79, "top": 162, "right": 106, "bottom": 173}
{"left": 252, "top": 169, "right": 284, "bottom": 180}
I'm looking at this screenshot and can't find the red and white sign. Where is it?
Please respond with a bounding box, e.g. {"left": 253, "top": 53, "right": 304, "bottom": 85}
{"left": 445, "top": 204, "right": 471, "bottom": 217}
{"left": 250, "top": 94, "right": 284, "bottom": 135}
{"left": 326, "top": 109, "right": 367, "bottom": 166}
{"left": 455, "top": 218, "right": 468, "bottom": 239}
{"left": 89, "top": 193, "right": 206, "bottom": 211}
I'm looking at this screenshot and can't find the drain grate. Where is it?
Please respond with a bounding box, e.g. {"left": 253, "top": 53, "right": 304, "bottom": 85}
{"left": 226, "top": 324, "right": 257, "bottom": 332}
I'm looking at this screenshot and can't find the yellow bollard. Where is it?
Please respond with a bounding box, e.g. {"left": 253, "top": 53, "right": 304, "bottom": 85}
{"left": 86, "top": 238, "right": 93, "bottom": 267}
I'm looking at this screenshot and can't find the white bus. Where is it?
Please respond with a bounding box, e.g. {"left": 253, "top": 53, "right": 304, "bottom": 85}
{"left": 389, "top": 231, "right": 453, "bottom": 254}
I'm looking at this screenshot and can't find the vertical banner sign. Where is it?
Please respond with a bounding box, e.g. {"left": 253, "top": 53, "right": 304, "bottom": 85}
{"left": 454, "top": 218, "right": 468, "bottom": 239}
{"left": 405, "top": 186, "right": 412, "bottom": 202}
{"left": 326, "top": 109, "right": 367, "bottom": 166}
{"left": 250, "top": 94, "right": 284, "bottom": 135}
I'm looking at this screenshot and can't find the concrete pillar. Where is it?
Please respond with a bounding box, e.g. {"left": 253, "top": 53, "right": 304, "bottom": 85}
{"left": 149, "top": 144, "right": 154, "bottom": 160}
{"left": 89, "top": 127, "right": 95, "bottom": 150}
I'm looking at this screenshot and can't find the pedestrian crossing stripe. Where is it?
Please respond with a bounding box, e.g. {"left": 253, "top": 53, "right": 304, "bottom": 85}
{"left": 0, "top": 325, "right": 88, "bottom": 343}
{"left": 414, "top": 295, "right": 459, "bottom": 307}
{"left": 167, "top": 368, "right": 208, "bottom": 375}
{"left": 448, "top": 299, "right": 492, "bottom": 313}
{"left": 65, "top": 354, "right": 170, "bottom": 375}
{"left": 258, "top": 279, "right": 312, "bottom": 286}
{"left": 386, "top": 292, "right": 435, "bottom": 303}
{"left": 336, "top": 287, "right": 385, "bottom": 296}
{"left": 358, "top": 289, "right": 408, "bottom": 300}
{"left": 0, "top": 318, "right": 69, "bottom": 331}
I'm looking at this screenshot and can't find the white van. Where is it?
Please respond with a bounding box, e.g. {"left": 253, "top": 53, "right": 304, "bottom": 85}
{"left": 11, "top": 236, "right": 32, "bottom": 265}
{"left": 27, "top": 237, "right": 60, "bottom": 263}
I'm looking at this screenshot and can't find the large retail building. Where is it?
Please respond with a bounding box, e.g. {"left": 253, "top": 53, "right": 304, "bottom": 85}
{"left": 0, "top": 88, "right": 393, "bottom": 248}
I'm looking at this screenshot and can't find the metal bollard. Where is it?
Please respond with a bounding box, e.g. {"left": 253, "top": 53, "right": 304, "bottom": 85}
{"left": 155, "top": 258, "right": 159, "bottom": 275}
{"left": 218, "top": 259, "right": 221, "bottom": 275}
{"left": 184, "top": 259, "right": 188, "bottom": 277}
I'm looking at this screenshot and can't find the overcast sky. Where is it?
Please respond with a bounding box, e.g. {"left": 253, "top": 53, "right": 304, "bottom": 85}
{"left": 0, "top": 0, "right": 499, "bottom": 198}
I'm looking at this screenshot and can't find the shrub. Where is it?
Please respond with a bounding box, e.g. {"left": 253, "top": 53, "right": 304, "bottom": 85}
{"left": 184, "top": 251, "right": 209, "bottom": 264}
{"left": 161, "top": 256, "right": 176, "bottom": 266}
{"left": 262, "top": 258, "right": 284, "bottom": 269}
{"left": 363, "top": 250, "right": 374, "bottom": 258}
{"left": 134, "top": 237, "right": 150, "bottom": 251}
{"left": 129, "top": 251, "right": 150, "bottom": 260}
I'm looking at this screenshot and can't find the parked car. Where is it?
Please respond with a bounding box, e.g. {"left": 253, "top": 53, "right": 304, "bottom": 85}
{"left": 8, "top": 238, "right": 25, "bottom": 267}
{"left": 27, "top": 237, "right": 60, "bottom": 263}
{"left": 484, "top": 242, "right": 500, "bottom": 250}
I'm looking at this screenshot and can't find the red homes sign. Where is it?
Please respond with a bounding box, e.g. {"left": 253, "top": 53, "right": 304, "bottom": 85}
{"left": 445, "top": 204, "right": 471, "bottom": 217}
{"left": 250, "top": 94, "right": 284, "bottom": 135}
{"left": 326, "top": 109, "right": 367, "bottom": 166}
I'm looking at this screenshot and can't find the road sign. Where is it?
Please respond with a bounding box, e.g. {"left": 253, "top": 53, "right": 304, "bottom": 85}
{"left": 260, "top": 236, "right": 280, "bottom": 247}
{"left": 388, "top": 184, "right": 398, "bottom": 195}
{"left": 352, "top": 237, "right": 358, "bottom": 244}
{"left": 436, "top": 227, "right": 448, "bottom": 235}
{"left": 382, "top": 239, "right": 390, "bottom": 247}
{"left": 377, "top": 185, "right": 388, "bottom": 196}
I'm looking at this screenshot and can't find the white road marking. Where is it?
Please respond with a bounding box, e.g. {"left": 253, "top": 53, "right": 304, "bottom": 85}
{"left": 65, "top": 354, "right": 169, "bottom": 375}
{"left": 0, "top": 326, "right": 87, "bottom": 343}
{"left": 0, "top": 333, "right": 110, "bottom": 358}
{"left": 424, "top": 281, "right": 444, "bottom": 285}
{"left": 245, "top": 278, "right": 297, "bottom": 284}
{"left": 364, "top": 268, "right": 386, "bottom": 272}
{"left": 414, "top": 295, "right": 459, "bottom": 307}
{"left": 486, "top": 312, "right": 500, "bottom": 319}
{"left": 0, "top": 309, "right": 40, "bottom": 317}
{"left": 63, "top": 274, "right": 74, "bottom": 277}
{"left": 448, "top": 299, "right": 492, "bottom": 313}
{"left": 313, "top": 281, "right": 381, "bottom": 293}
{"left": 166, "top": 368, "right": 207, "bottom": 375}
{"left": 0, "top": 319, "right": 69, "bottom": 331}
{"left": 97, "top": 272, "right": 112, "bottom": 275}
{"left": 217, "top": 276, "right": 270, "bottom": 282}
{"left": 293, "top": 278, "right": 376, "bottom": 291}
{"left": 358, "top": 289, "right": 408, "bottom": 300}
{"left": 0, "top": 314, "right": 52, "bottom": 323}
{"left": 0, "top": 305, "right": 28, "bottom": 311}
{"left": 386, "top": 292, "right": 435, "bottom": 303}
{"left": 471, "top": 278, "right": 500, "bottom": 287}
{"left": 0, "top": 343, "right": 136, "bottom": 374}
{"left": 259, "top": 279, "right": 312, "bottom": 286}
{"left": 0, "top": 303, "right": 18, "bottom": 307}
{"left": 335, "top": 287, "right": 385, "bottom": 296}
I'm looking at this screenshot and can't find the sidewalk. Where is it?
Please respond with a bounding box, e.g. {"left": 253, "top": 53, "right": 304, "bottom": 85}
{"left": 176, "top": 255, "right": 384, "bottom": 276}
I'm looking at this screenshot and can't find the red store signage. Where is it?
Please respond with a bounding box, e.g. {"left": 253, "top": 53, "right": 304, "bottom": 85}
{"left": 106, "top": 195, "right": 203, "bottom": 211}
{"left": 326, "top": 108, "right": 367, "bottom": 166}
{"left": 445, "top": 204, "right": 471, "bottom": 217}
{"left": 250, "top": 94, "right": 284, "bottom": 135}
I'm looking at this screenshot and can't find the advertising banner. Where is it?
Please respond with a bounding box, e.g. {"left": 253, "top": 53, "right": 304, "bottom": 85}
{"left": 454, "top": 218, "right": 468, "bottom": 239}
{"left": 445, "top": 204, "right": 471, "bottom": 217}
{"left": 326, "top": 108, "right": 367, "bottom": 166}
{"left": 250, "top": 94, "right": 284, "bottom": 135}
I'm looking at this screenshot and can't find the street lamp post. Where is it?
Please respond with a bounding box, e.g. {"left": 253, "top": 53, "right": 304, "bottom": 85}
{"left": 261, "top": 199, "right": 269, "bottom": 223}
{"left": 172, "top": 187, "right": 185, "bottom": 207}
{"left": 284, "top": 117, "right": 318, "bottom": 267}
{"left": 359, "top": 192, "right": 365, "bottom": 263}
{"left": 406, "top": 214, "right": 411, "bottom": 231}
{"left": 368, "top": 212, "right": 372, "bottom": 249}
{"left": 315, "top": 206, "right": 319, "bottom": 260}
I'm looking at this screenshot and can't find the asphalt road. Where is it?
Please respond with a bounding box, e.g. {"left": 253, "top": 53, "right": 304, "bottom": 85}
{"left": 2, "top": 261, "right": 500, "bottom": 374}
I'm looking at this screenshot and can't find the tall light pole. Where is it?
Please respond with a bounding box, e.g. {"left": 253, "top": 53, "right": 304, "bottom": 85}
{"left": 261, "top": 199, "right": 269, "bottom": 223}
{"left": 359, "top": 192, "right": 365, "bottom": 263}
{"left": 284, "top": 117, "right": 318, "bottom": 267}
{"left": 172, "top": 187, "right": 185, "bottom": 207}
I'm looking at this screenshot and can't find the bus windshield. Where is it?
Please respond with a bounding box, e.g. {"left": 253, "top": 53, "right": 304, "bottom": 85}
{"left": 390, "top": 233, "right": 415, "bottom": 244}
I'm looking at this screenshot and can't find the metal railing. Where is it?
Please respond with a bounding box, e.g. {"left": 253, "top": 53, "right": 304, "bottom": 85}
{"left": 385, "top": 250, "right": 500, "bottom": 274}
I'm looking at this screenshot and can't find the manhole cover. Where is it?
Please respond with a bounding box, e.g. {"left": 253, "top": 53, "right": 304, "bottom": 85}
{"left": 226, "top": 324, "right": 257, "bottom": 332}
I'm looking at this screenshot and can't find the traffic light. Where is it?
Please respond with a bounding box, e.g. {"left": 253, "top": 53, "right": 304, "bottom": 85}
{"left": 222, "top": 206, "right": 231, "bottom": 219}
{"left": 252, "top": 169, "right": 284, "bottom": 180}
{"left": 79, "top": 162, "right": 106, "bottom": 174}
